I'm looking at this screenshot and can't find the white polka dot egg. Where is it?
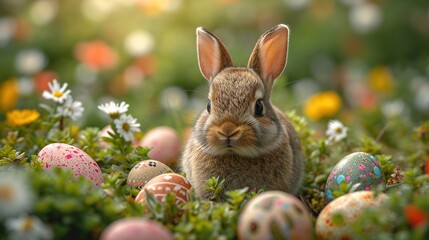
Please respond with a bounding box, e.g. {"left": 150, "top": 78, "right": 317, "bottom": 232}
{"left": 135, "top": 173, "right": 191, "bottom": 205}
{"left": 127, "top": 160, "right": 173, "bottom": 188}
{"left": 37, "top": 143, "right": 103, "bottom": 186}
{"left": 238, "top": 191, "right": 312, "bottom": 240}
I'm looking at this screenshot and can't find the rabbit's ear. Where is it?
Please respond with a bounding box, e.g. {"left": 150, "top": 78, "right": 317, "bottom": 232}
{"left": 196, "top": 27, "right": 233, "bottom": 82}
{"left": 248, "top": 24, "right": 289, "bottom": 89}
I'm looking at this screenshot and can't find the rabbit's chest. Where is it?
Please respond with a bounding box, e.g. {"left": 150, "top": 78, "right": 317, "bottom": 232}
{"left": 198, "top": 155, "right": 288, "bottom": 188}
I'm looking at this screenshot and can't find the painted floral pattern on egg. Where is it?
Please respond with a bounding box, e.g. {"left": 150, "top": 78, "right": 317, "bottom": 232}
{"left": 135, "top": 173, "right": 191, "bottom": 205}
{"left": 38, "top": 143, "right": 103, "bottom": 186}
{"left": 325, "top": 152, "right": 385, "bottom": 203}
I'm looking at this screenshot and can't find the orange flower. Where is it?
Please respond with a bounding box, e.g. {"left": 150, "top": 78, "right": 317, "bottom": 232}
{"left": 404, "top": 204, "right": 427, "bottom": 228}
{"left": 368, "top": 66, "right": 394, "bottom": 94}
{"left": 0, "top": 78, "right": 19, "bottom": 111}
{"left": 75, "top": 41, "right": 117, "bottom": 71}
{"left": 425, "top": 156, "right": 429, "bottom": 176}
{"left": 6, "top": 109, "right": 40, "bottom": 126}
{"left": 304, "top": 91, "right": 342, "bottom": 121}
{"left": 139, "top": 0, "right": 179, "bottom": 15}
{"left": 34, "top": 71, "right": 57, "bottom": 94}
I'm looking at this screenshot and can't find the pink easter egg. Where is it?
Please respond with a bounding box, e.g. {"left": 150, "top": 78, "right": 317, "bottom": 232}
{"left": 139, "top": 127, "right": 181, "bottom": 166}
{"left": 38, "top": 143, "right": 103, "bottom": 186}
{"left": 100, "top": 218, "right": 173, "bottom": 240}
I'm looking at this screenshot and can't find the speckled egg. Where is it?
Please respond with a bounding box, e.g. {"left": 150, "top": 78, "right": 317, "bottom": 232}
{"left": 139, "top": 127, "right": 181, "bottom": 166}
{"left": 238, "top": 191, "right": 312, "bottom": 240}
{"left": 135, "top": 173, "right": 191, "bottom": 205}
{"left": 325, "top": 152, "right": 384, "bottom": 203}
{"left": 100, "top": 218, "right": 174, "bottom": 240}
{"left": 38, "top": 143, "right": 103, "bottom": 186}
{"left": 316, "top": 191, "right": 388, "bottom": 240}
{"left": 127, "top": 160, "right": 173, "bottom": 188}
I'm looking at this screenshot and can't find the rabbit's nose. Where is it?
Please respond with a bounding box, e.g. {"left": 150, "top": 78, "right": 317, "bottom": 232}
{"left": 217, "top": 122, "right": 241, "bottom": 145}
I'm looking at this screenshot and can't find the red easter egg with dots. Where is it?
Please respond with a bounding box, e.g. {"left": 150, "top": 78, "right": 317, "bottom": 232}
{"left": 135, "top": 173, "right": 191, "bottom": 205}
{"left": 139, "top": 127, "right": 181, "bottom": 166}
{"left": 38, "top": 143, "right": 103, "bottom": 186}
{"left": 100, "top": 218, "right": 173, "bottom": 240}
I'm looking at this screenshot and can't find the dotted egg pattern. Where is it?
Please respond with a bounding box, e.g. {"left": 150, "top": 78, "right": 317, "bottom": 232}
{"left": 135, "top": 173, "right": 191, "bottom": 205}
{"left": 316, "top": 191, "right": 388, "bottom": 240}
{"left": 127, "top": 160, "right": 172, "bottom": 188}
{"left": 38, "top": 143, "right": 103, "bottom": 186}
{"left": 238, "top": 192, "right": 312, "bottom": 240}
{"left": 325, "top": 152, "right": 385, "bottom": 203}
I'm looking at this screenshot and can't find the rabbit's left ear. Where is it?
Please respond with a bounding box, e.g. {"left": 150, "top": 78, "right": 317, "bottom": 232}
{"left": 248, "top": 24, "right": 289, "bottom": 88}
{"left": 196, "top": 27, "right": 233, "bottom": 82}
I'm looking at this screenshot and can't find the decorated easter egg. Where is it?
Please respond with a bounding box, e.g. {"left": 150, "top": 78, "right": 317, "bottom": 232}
{"left": 135, "top": 173, "right": 191, "bottom": 205}
{"left": 139, "top": 126, "right": 181, "bottom": 166}
{"left": 38, "top": 143, "right": 103, "bottom": 186}
{"left": 316, "top": 191, "right": 388, "bottom": 239}
{"left": 127, "top": 160, "right": 173, "bottom": 188}
{"left": 325, "top": 152, "right": 384, "bottom": 203}
{"left": 238, "top": 191, "right": 312, "bottom": 240}
{"left": 100, "top": 218, "right": 173, "bottom": 240}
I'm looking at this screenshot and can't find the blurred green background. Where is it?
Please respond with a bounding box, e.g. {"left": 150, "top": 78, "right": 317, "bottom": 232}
{"left": 1, "top": 0, "right": 428, "bottom": 131}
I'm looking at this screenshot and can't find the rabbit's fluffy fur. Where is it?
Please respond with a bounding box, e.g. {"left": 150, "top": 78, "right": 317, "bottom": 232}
{"left": 181, "top": 24, "right": 304, "bottom": 200}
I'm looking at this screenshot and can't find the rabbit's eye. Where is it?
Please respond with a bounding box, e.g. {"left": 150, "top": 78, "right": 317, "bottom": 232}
{"left": 207, "top": 99, "right": 211, "bottom": 113}
{"left": 254, "top": 99, "right": 264, "bottom": 116}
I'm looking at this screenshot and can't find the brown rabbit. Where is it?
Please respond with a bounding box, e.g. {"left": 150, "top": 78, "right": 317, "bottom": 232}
{"left": 181, "top": 24, "right": 304, "bottom": 200}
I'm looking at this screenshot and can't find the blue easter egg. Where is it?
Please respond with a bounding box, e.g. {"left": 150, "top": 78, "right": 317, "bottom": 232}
{"left": 324, "top": 152, "right": 385, "bottom": 203}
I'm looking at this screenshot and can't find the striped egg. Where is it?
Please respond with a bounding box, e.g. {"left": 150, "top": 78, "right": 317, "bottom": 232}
{"left": 135, "top": 173, "right": 191, "bottom": 205}
{"left": 38, "top": 143, "right": 103, "bottom": 186}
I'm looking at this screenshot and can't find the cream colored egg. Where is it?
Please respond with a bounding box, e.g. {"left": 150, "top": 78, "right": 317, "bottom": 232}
{"left": 238, "top": 191, "right": 313, "bottom": 240}
{"left": 316, "top": 191, "right": 388, "bottom": 240}
{"left": 127, "top": 160, "right": 173, "bottom": 188}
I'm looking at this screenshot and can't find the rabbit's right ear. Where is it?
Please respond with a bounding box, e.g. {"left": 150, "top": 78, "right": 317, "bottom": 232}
{"left": 196, "top": 27, "right": 233, "bottom": 82}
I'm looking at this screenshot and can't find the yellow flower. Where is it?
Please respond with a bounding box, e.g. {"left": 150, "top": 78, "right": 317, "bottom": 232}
{"left": 6, "top": 109, "right": 40, "bottom": 126}
{"left": 304, "top": 91, "right": 342, "bottom": 121}
{"left": 0, "top": 78, "right": 19, "bottom": 111}
{"left": 368, "top": 66, "right": 394, "bottom": 93}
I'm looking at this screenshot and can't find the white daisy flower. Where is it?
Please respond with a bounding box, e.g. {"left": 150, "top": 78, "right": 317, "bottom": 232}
{"left": 114, "top": 114, "right": 140, "bottom": 142}
{"left": 56, "top": 96, "right": 84, "bottom": 120}
{"left": 350, "top": 2, "right": 382, "bottom": 34}
{"left": 6, "top": 215, "right": 53, "bottom": 240}
{"left": 326, "top": 119, "right": 348, "bottom": 143}
{"left": 15, "top": 49, "right": 46, "bottom": 75}
{"left": 98, "top": 101, "right": 129, "bottom": 119}
{"left": 42, "top": 79, "right": 71, "bottom": 104}
{"left": 0, "top": 170, "right": 35, "bottom": 219}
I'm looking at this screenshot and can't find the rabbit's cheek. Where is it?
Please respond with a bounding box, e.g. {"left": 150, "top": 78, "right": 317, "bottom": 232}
{"left": 236, "top": 125, "right": 257, "bottom": 147}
